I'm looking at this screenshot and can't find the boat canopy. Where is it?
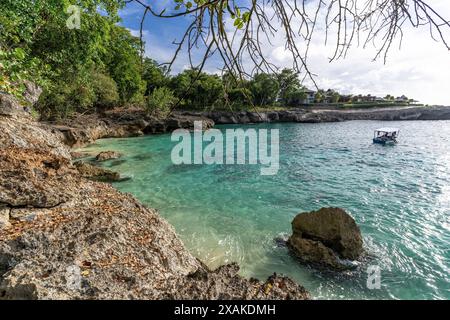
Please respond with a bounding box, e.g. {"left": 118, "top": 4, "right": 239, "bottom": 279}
{"left": 375, "top": 128, "right": 400, "bottom": 133}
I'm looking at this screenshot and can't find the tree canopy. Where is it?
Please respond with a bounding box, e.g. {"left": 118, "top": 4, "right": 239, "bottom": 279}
{"left": 131, "top": 0, "right": 450, "bottom": 86}
{"left": 1, "top": 0, "right": 446, "bottom": 118}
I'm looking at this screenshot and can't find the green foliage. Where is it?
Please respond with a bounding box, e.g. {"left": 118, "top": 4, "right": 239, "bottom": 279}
{"left": 0, "top": 48, "right": 28, "bottom": 100}
{"left": 315, "top": 90, "right": 325, "bottom": 103}
{"left": 106, "top": 27, "right": 146, "bottom": 105}
{"left": 227, "top": 87, "right": 253, "bottom": 108}
{"left": 329, "top": 91, "right": 341, "bottom": 103}
{"left": 249, "top": 73, "right": 279, "bottom": 106}
{"left": 37, "top": 69, "right": 120, "bottom": 119}
{"left": 0, "top": 0, "right": 145, "bottom": 118}
{"left": 146, "top": 87, "right": 176, "bottom": 117}
{"left": 37, "top": 76, "right": 96, "bottom": 120}
{"left": 276, "top": 68, "right": 308, "bottom": 107}
{"left": 170, "top": 69, "right": 223, "bottom": 109}
{"left": 283, "top": 89, "right": 307, "bottom": 107}
{"left": 91, "top": 71, "right": 120, "bottom": 109}
{"left": 142, "top": 58, "right": 169, "bottom": 95}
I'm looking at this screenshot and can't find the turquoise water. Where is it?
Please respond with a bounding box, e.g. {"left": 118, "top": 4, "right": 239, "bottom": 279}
{"left": 81, "top": 121, "right": 450, "bottom": 300}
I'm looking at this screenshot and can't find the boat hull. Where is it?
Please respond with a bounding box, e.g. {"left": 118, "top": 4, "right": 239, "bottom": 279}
{"left": 373, "top": 138, "right": 396, "bottom": 145}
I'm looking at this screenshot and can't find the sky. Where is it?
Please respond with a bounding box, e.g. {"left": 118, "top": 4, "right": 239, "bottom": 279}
{"left": 119, "top": 0, "right": 450, "bottom": 105}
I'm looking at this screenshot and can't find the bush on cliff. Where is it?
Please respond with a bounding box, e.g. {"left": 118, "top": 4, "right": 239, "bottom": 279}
{"left": 142, "top": 58, "right": 170, "bottom": 96}
{"left": 170, "top": 69, "right": 223, "bottom": 109}
{"left": 37, "top": 77, "right": 96, "bottom": 120}
{"left": 91, "top": 71, "right": 120, "bottom": 109}
{"left": 1, "top": 0, "right": 145, "bottom": 118}
{"left": 146, "top": 87, "right": 176, "bottom": 117}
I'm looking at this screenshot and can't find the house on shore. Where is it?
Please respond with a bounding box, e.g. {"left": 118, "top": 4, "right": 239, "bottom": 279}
{"left": 302, "top": 89, "right": 316, "bottom": 104}
{"left": 395, "top": 95, "right": 409, "bottom": 103}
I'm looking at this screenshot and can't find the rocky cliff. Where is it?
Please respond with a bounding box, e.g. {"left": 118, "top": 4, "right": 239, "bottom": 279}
{"left": 0, "top": 97, "right": 309, "bottom": 300}
{"left": 46, "top": 109, "right": 215, "bottom": 148}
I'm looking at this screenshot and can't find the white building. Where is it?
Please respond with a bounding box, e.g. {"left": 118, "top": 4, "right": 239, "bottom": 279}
{"left": 302, "top": 89, "right": 316, "bottom": 104}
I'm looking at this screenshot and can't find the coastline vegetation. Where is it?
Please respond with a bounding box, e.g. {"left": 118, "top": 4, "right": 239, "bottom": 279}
{"left": 0, "top": 0, "right": 424, "bottom": 121}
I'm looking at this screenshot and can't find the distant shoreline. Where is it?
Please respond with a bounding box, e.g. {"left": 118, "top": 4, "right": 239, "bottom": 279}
{"left": 43, "top": 105, "right": 450, "bottom": 149}
{"left": 190, "top": 105, "right": 450, "bottom": 125}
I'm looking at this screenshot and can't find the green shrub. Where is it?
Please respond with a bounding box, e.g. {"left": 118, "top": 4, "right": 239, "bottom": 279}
{"left": 91, "top": 71, "right": 119, "bottom": 109}
{"left": 37, "top": 78, "right": 95, "bottom": 120}
{"left": 146, "top": 87, "right": 176, "bottom": 117}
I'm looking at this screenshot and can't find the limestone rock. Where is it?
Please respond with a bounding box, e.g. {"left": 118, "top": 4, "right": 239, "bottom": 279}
{"left": 95, "top": 151, "right": 122, "bottom": 162}
{"left": 0, "top": 207, "right": 10, "bottom": 230}
{"left": 70, "top": 151, "right": 91, "bottom": 159}
{"left": 0, "top": 94, "right": 29, "bottom": 118}
{"left": 74, "top": 161, "right": 124, "bottom": 182}
{"left": 288, "top": 207, "right": 363, "bottom": 269}
{"left": 23, "top": 81, "right": 43, "bottom": 106}
{"left": 288, "top": 237, "right": 344, "bottom": 270}
{"left": 0, "top": 148, "right": 73, "bottom": 208}
{"left": 202, "top": 106, "right": 450, "bottom": 125}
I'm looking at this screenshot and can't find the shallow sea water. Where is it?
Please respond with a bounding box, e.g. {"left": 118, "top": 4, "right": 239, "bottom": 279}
{"left": 81, "top": 120, "right": 450, "bottom": 299}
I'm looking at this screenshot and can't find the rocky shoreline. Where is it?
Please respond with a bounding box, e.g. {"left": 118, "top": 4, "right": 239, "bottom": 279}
{"left": 39, "top": 105, "right": 450, "bottom": 149}
{"left": 45, "top": 108, "right": 215, "bottom": 148}
{"left": 0, "top": 98, "right": 309, "bottom": 299}
{"left": 194, "top": 105, "right": 450, "bottom": 124}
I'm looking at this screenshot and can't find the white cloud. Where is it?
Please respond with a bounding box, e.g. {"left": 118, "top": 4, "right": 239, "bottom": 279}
{"left": 260, "top": 0, "right": 450, "bottom": 105}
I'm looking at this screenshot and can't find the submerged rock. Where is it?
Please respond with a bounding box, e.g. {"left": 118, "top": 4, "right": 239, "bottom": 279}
{"left": 95, "top": 151, "right": 122, "bottom": 162}
{"left": 288, "top": 207, "right": 363, "bottom": 269}
{"left": 74, "top": 161, "right": 127, "bottom": 183}
{"left": 70, "top": 151, "right": 91, "bottom": 159}
{"left": 273, "top": 233, "right": 289, "bottom": 248}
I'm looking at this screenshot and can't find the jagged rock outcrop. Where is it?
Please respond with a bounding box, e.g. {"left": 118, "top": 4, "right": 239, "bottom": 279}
{"left": 0, "top": 94, "right": 29, "bottom": 118}
{"left": 95, "top": 151, "right": 122, "bottom": 162}
{"left": 0, "top": 81, "right": 42, "bottom": 118}
{"left": 288, "top": 208, "right": 363, "bottom": 270}
{"left": 0, "top": 146, "right": 73, "bottom": 208}
{"left": 0, "top": 206, "right": 10, "bottom": 229}
{"left": 47, "top": 110, "right": 215, "bottom": 148}
{"left": 23, "top": 81, "right": 43, "bottom": 106}
{"left": 74, "top": 161, "right": 126, "bottom": 183}
{"left": 70, "top": 151, "right": 90, "bottom": 159}
{"left": 173, "top": 264, "right": 309, "bottom": 299}
{"left": 0, "top": 100, "right": 309, "bottom": 300}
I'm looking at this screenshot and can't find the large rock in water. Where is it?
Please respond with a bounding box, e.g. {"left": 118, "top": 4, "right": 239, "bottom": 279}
{"left": 288, "top": 208, "right": 363, "bottom": 269}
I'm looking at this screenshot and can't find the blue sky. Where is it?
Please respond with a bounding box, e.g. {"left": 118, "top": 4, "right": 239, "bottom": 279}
{"left": 118, "top": 1, "right": 450, "bottom": 105}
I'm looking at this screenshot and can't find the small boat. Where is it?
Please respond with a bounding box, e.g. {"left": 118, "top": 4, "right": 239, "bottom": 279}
{"left": 373, "top": 128, "right": 399, "bottom": 145}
